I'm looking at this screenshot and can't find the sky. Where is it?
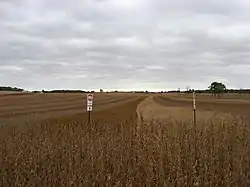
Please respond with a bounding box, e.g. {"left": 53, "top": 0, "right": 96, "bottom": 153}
{"left": 1, "top": 0, "right": 250, "bottom": 91}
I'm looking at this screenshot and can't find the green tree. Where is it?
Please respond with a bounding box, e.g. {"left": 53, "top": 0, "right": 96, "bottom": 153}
{"left": 208, "top": 82, "right": 226, "bottom": 98}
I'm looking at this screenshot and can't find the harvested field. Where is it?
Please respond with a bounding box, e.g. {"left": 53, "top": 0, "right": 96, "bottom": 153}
{"left": 137, "top": 93, "right": 250, "bottom": 124}
{"left": 154, "top": 94, "right": 250, "bottom": 119}
{"left": 1, "top": 93, "right": 250, "bottom": 186}
{"left": 0, "top": 93, "right": 143, "bottom": 125}
{"left": 173, "top": 92, "right": 250, "bottom": 100}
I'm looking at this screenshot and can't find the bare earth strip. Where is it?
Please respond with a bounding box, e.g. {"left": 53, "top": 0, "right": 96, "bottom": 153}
{"left": 156, "top": 95, "right": 250, "bottom": 119}
{"left": 136, "top": 96, "right": 234, "bottom": 125}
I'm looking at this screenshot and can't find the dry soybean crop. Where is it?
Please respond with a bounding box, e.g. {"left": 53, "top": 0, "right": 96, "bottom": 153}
{"left": 1, "top": 92, "right": 250, "bottom": 186}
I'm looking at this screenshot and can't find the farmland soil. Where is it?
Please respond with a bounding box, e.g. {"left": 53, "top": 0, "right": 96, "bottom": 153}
{"left": 136, "top": 96, "right": 235, "bottom": 124}
{"left": 0, "top": 93, "right": 145, "bottom": 126}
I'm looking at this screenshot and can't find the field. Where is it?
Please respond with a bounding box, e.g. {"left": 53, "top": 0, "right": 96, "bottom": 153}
{"left": 1, "top": 92, "right": 250, "bottom": 186}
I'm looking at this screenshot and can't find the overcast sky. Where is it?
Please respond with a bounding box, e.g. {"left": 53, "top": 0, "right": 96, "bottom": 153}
{"left": 1, "top": 0, "right": 250, "bottom": 91}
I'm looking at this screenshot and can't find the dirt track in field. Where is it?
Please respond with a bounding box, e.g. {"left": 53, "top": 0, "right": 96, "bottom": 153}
{"left": 136, "top": 96, "right": 220, "bottom": 123}
{"left": 136, "top": 95, "right": 250, "bottom": 123}
{"left": 2, "top": 93, "right": 250, "bottom": 126}
{"left": 155, "top": 95, "right": 250, "bottom": 117}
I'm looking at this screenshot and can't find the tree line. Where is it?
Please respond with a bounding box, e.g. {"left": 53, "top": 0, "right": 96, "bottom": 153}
{"left": 164, "top": 82, "right": 250, "bottom": 97}
{"left": 1, "top": 83, "right": 250, "bottom": 96}
{"left": 0, "top": 86, "right": 24, "bottom": 92}
{"left": 41, "top": 90, "right": 88, "bottom": 93}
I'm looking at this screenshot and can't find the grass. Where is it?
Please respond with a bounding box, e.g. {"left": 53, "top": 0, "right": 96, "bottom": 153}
{"left": 1, "top": 95, "right": 250, "bottom": 186}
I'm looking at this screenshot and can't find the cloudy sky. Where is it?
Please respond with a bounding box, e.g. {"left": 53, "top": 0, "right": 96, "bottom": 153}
{"left": 1, "top": 0, "right": 250, "bottom": 91}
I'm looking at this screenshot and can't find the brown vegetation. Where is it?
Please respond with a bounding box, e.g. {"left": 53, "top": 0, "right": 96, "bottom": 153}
{"left": 1, "top": 93, "right": 250, "bottom": 186}
{"left": 0, "top": 93, "right": 142, "bottom": 125}
{"left": 155, "top": 94, "right": 250, "bottom": 118}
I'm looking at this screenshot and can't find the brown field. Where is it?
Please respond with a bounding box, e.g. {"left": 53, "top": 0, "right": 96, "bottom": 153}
{"left": 1, "top": 92, "right": 250, "bottom": 186}
{"left": 0, "top": 92, "right": 143, "bottom": 126}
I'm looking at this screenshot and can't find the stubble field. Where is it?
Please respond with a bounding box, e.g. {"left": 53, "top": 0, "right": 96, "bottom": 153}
{"left": 1, "top": 92, "right": 250, "bottom": 186}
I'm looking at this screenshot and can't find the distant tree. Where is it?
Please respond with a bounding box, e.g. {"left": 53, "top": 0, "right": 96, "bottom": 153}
{"left": 208, "top": 82, "right": 226, "bottom": 98}
{"left": 48, "top": 90, "right": 85, "bottom": 93}
{"left": 0, "top": 86, "right": 23, "bottom": 92}
{"left": 100, "top": 89, "right": 103, "bottom": 93}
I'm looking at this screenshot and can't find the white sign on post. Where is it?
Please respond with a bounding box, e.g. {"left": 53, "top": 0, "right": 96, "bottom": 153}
{"left": 87, "top": 94, "right": 94, "bottom": 111}
{"left": 87, "top": 105, "right": 92, "bottom": 111}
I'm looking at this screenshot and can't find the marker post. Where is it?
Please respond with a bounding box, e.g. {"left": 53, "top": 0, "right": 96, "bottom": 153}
{"left": 193, "top": 91, "right": 196, "bottom": 128}
{"left": 87, "top": 94, "right": 93, "bottom": 124}
{"left": 192, "top": 91, "right": 198, "bottom": 174}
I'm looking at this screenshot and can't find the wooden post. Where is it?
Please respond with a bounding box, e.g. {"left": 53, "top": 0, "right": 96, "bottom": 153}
{"left": 88, "top": 111, "right": 91, "bottom": 124}
{"left": 87, "top": 94, "right": 93, "bottom": 124}
{"left": 193, "top": 91, "right": 196, "bottom": 128}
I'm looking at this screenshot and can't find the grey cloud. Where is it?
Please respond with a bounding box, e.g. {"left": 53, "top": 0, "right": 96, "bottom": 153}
{"left": 0, "top": 0, "right": 250, "bottom": 90}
